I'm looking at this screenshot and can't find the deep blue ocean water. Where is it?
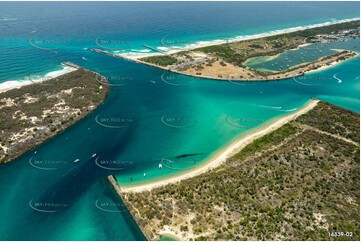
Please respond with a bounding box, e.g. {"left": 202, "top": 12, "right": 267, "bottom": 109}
{"left": 0, "top": 2, "right": 359, "bottom": 240}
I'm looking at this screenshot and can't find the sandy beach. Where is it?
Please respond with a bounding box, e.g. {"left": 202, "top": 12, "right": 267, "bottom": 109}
{"left": 94, "top": 17, "right": 359, "bottom": 83}
{"left": 0, "top": 64, "right": 77, "bottom": 94}
{"left": 306, "top": 51, "right": 360, "bottom": 75}
{"left": 113, "top": 98, "right": 319, "bottom": 193}
{"left": 117, "top": 18, "right": 359, "bottom": 60}
{"left": 95, "top": 47, "right": 357, "bottom": 83}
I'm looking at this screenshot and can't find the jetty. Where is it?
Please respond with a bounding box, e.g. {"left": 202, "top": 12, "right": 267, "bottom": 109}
{"left": 107, "top": 175, "right": 149, "bottom": 240}
{"left": 62, "top": 62, "right": 80, "bottom": 69}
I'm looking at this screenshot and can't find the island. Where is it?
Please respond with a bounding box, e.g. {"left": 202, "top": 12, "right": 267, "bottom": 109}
{"left": 109, "top": 101, "right": 360, "bottom": 241}
{"left": 93, "top": 20, "right": 359, "bottom": 81}
{"left": 0, "top": 65, "right": 109, "bottom": 164}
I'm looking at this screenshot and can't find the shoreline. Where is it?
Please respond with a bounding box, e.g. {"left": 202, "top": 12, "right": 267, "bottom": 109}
{"left": 0, "top": 64, "right": 109, "bottom": 164}
{"left": 107, "top": 175, "right": 149, "bottom": 240}
{"left": 111, "top": 98, "right": 320, "bottom": 193}
{"left": 159, "top": 232, "right": 182, "bottom": 241}
{"left": 91, "top": 18, "right": 360, "bottom": 82}
{"left": 92, "top": 18, "right": 359, "bottom": 82}
{"left": 93, "top": 48, "right": 358, "bottom": 82}
{"left": 306, "top": 51, "right": 359, "bottom": 75}
{"left": 116, "top": 18, "right": 359, "bottom": 60}
{"left": 257, "top": 49, "right": 360, "bottom": 76}
{"left": 0, "top": 63, "right": 78, "bottom": 94}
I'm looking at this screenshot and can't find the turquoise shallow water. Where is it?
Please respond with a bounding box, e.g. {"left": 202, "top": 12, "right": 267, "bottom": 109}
{"left": 0, "top": 2, "right": 359, "bottom": 241}
{"left": 245, "top": 39, "right": 360, "bottom": 72}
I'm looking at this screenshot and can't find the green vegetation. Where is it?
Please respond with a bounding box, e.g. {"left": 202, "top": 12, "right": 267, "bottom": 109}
{"left": 141, "top": 55, "right": 178, "bottom": 66}
{"left": 270, "top": 50, "right": 356, "bottom": 76}
{"left": 122, "top": 101, "right": 360, "bottom": 241}
{"left": 135, "top": 21, "right": 359, "bottom": 81}
{"left": 193, "top": 21, "right": 359, "bottom": 68}
{"left": 297, "top": 101, "right": 360, "bottom": 143}
{"left": 196, "top": 44, "right": 246, "bottom": 65}
{"left": 0, "top": 68, "right": 108, "bottom": 163}
{"left": 287, "top": 20, "right": 359, "bottom": 38}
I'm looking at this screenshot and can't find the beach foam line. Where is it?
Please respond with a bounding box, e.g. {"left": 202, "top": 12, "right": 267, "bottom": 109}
{"left": 131, "top": 49, "right": 151, "bottom": 53}
{"left": 118, "top": 17, "right": 359, "bottom": 59}
{"left": 0, "top": 17, "right": 17, "bottom": 21}
{"left": 0, "top": 64, "right": 77, "bottom": 93}
{"left": 116, "top": 99, "right": 320, "bottom": 193}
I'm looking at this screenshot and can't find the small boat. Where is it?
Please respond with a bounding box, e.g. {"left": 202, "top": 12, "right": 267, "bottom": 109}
{"left": 74, "top": 159, "right": 80, "bottom": 163}
{"left": 143, "top": 173, "right": 146, "bottom": 177}
{"left": 92, "top": 153, "right": 97, "bottom": 158}
{"left": 159, "top": 163, "right": 163, "bottom": 169}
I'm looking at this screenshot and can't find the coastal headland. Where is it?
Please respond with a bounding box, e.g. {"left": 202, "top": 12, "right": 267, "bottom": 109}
{"left": 111, "top": 101, "right": 360, "bottom": 240}
{"left": 92, "top": 20, "right": 359, "bottom": 81}
{"left": 0, "top": 64, "right": 109, "bottom": 164}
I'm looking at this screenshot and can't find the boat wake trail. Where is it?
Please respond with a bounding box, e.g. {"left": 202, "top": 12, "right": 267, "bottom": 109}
{"left": 253, "top": 104, "right": 282, "bottom": 110}
{"left": 333, "top": 73, "right": 343, "bottom": 83}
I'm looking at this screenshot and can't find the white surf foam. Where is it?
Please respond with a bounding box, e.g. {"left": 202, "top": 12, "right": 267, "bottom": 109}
{"left": 0, "top": 65, "right": 77, "bottom": 92}
{"left": 186, "top": 18, "right": 359, "bottom": 51}
{"left": 131, "top": 49, "right": 151, "bottom": 53}
{"left": 156, "top": 46, "right": 169, "bottom": 51}
{"left": 44, "top": 65, "right": 75, "bottom": 79}
{"left": 0, "top": 17, "right": 17, "bottom": 21}
{"left": 120, "top": 17, "right": 359, "bottom": 58}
